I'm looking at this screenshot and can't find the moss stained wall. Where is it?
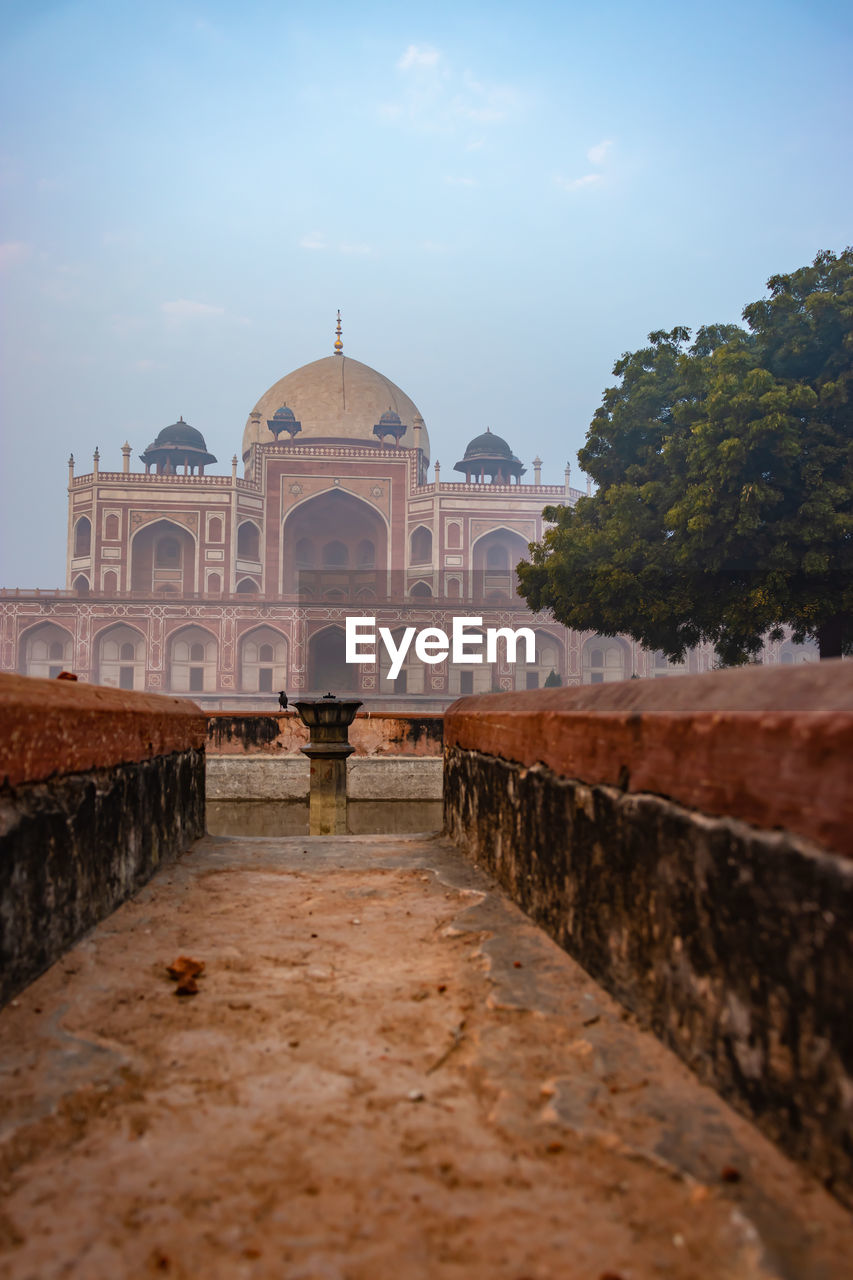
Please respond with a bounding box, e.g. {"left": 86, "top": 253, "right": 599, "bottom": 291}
{"left": 444, "top": 746, "right": 853, "bottom": 1205}
{"left": 1, "top": 749, "right": 205, "bottom": 1005}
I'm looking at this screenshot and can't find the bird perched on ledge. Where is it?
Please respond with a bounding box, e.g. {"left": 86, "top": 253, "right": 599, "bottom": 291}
{"left": 278, "top": 690, "right": 288, "bottom": 710}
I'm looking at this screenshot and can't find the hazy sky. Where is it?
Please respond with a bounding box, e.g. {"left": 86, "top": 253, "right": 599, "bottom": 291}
{"left": 1, "top": 0, "right": 851, "bottom": 586}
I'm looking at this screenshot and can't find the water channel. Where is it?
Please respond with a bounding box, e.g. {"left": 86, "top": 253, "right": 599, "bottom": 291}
{"left": 207, "top": 799, "right": 444, "bottom": 837}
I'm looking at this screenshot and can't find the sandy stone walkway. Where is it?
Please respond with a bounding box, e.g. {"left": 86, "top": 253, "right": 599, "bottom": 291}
{"left": 1, "top": 833, "right": 850, "bottom": 1279}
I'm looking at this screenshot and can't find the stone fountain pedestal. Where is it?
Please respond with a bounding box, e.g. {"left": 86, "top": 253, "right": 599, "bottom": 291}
{"left": 293, "top": 694, "right": 362, "bottom": 835}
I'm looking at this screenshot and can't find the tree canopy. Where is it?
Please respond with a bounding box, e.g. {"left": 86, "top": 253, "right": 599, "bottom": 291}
{"left": 518, "top": 249, "right": 853, "bottom": 662}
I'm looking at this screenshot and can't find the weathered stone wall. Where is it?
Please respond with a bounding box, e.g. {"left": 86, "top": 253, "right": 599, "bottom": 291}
{"left": 0, "top": 674, "right": 207, "bottom": 1005}
{"left": 443, "top": 662, "right": 853, "bottom": 1203}
{"left": 206, "top": 754, "right": 443, "bottom": 802}
{"left": 207, "top": 711, "right": 443, "bottom": 759}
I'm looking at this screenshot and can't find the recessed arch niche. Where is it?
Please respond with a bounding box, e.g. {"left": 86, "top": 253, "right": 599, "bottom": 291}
{"left": 283, "top": 489, "right": 387, "bottom": 600}
{"left": 95, "top": 623, "right": 146, "bottom": 690}
{"left": 168, "top": 625, "right": 217, "bottom": 694}
{"left": 19, "top": 622, "right": 74, "bottom": 678}
{"left": 582, "top": 635, "right": 631, "bottom": 684}
{"left": 239, "top": 626, "right": 288, "bottom": 693}
{"left": 513, "top": 629, "right": 564, "bottom": 690}
{"left": 471, "top": 527, "right": 529, "bottom": 602}
{"left": 130, "top": 518, "right": 196, "bottom": 594}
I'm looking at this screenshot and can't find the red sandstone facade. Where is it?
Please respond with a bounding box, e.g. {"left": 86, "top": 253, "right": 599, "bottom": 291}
{"left": 0, "top": 338, "right": 816, "bottom": 707}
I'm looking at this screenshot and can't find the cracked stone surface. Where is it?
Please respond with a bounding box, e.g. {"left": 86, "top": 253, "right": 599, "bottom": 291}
{"left": 0, "top": 833, "right": 850, "bottom": 1279}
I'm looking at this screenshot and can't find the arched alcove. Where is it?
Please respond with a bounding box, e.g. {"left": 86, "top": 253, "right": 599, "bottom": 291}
{"left": 410, "top": 525, "right": 432, "bottom": 565}
{"left": 284, "top": 490, "right": 387, "bottom": 600}
{"left": 73, "top": 516, "right": 91, "bottom": 557}
{"left": 651, "top": 649, "right": 689, "bottom": 677}
{"left": 19, "top": 622, "right": 74, "bottom": 678}
{"left": 237, "top": 521, "right": 261, "bottom": 560}
{"left": 777, "top": 639, "right": 818, "bottom": 665}
{"left": 130, "top": 519, "right": 196, "bottom": 594}
{"left": 582, "top": 635, "right": 630, "bottom": 684}
{"left": 472, "top": 527, "right": 528, "bottom": 602}
{"left": 356, "top": 538, "right": 375, "bottom": 568}
{"left": 323, "top": 540, "right": 349, "bottom": 568}
{"left": 513, "top": 630, "right": 564, "bottom": 690}
{"left": 239, "top": 627, "right": 288, "bottom": 693}
{"left": 95, "top": 624, "right": 146, "bottom": 690}
{"left": 168, "top": 625, "right": 218, "bottom": 693}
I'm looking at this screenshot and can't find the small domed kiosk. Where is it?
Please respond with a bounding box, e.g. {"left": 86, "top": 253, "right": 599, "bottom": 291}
{"left": 139, "top": 419, "right": 217, "bottom": 475}
{"left": 454, "top": 428, "right": 526, "bottom": 485}
{"left": 267, "top": 405, "right": 302, "bottom": 441}
{"left": 373, "top": 409, "right": 406, "bottom": 446}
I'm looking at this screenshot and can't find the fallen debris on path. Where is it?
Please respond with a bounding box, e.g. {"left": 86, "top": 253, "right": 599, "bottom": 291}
{"left": 0, "top": 833, "right": 850, "bottom": 1279}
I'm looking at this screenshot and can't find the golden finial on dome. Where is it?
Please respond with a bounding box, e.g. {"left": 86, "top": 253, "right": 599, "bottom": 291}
{"left": 334, "top": 310, "right": 343, "bottom": 356}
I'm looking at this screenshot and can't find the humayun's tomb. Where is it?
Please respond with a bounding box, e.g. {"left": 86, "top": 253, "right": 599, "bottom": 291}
{"left": 0, "top": 320, "right": 815, "bottom": 707}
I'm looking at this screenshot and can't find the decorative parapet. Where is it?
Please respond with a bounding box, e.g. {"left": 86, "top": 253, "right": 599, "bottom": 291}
{"left": 71, "top": 471, "right": 238, "bottom": 487}
{"left": 412, "top": 482, "right": 583, "bottom": 500}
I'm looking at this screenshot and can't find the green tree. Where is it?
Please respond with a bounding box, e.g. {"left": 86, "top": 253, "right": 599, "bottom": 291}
{"left": 518, "top": 250, "right": 853, "bottom": 661}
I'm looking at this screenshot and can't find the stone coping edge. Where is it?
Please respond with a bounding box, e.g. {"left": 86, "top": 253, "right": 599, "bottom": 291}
{"left": 0, "top": 673, "right": 208, "bottom": 788}
{"left": 445, "top": 664, "right": 853, "bottom": 858}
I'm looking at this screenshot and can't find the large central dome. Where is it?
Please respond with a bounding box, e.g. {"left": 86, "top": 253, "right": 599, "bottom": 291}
{"left": 242, "top": 355, "right": 429, "bottom": 461}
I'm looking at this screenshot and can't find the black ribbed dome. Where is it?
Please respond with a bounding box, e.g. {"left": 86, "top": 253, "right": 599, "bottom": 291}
{"left": 272, "top": 405, "right": 297, "bottom": 421}
{"left": 140, "top": 415, "right": 217, "bottom": 473}
{"left": 154, "top": 418, "right": 208, "bottom": 451}
{"left": 453, "top": 426, "right": 525, "bottom": 482}
{"left": 461, "top": 429, "right": 514, "bottom": 460}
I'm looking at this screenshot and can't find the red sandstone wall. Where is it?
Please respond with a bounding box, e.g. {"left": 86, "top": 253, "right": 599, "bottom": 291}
{"left": 0, "top": 673, "right": 208, "bottom": 787}
{"left": 444, "top": 661, "right": 853, "bottom": 858}
{"left": 206, "top": 711, "right": 443, "bottom": 757}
